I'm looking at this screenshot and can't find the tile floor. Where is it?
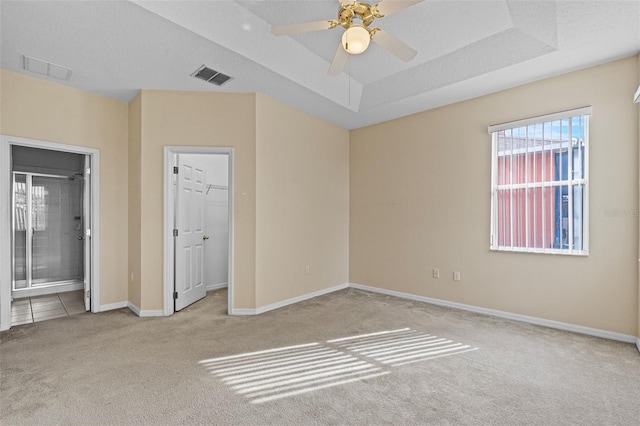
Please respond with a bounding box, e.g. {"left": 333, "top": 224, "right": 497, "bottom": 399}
{"left": 11, "top": 290, "right": 86, "bottom": 326}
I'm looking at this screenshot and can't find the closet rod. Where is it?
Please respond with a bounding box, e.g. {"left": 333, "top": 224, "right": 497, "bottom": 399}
{"left": 206, "top": 184, "right": 228, "bottom": 195}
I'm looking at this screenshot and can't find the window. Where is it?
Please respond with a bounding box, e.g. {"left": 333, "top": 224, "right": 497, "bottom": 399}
{"left": 488, "top": 107, "right": 590, "bottom": 255}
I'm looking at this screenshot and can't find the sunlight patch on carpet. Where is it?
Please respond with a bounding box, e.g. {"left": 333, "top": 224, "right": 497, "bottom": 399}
{"left": 331, "top": 328, "right": 478, "bottom": 367}
{"left": 199, "top": 328, "right": 477, "bottom": 403}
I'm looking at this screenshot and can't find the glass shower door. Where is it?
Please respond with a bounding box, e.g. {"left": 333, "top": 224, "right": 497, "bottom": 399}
{"left": 31, "top": 175, "right": 84, "bottom": 285}
{"left": 13, "top": 174, "right": 28, "bottom": 290}
{"left": 12, "top": 173, "right": 84, "bottom": 291}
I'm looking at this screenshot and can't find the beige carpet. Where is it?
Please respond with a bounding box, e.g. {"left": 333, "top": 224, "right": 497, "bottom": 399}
{"left": 1, "top": 288, "right": 639, "bottom": 425}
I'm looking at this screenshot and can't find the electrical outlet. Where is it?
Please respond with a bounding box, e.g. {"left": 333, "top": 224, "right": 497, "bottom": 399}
{"left": 432, "top": 268, "right": 440, "bottom": 278}
{"left": 453, "top": 271, "right": 461, "bottom": 281}
{"left": 305, "top": 265, "right": 310, "bottom": 274}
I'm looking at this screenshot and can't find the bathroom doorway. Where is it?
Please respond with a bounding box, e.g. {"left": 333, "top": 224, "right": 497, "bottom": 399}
{"left": 12, "top": 147, "right": 87, "bottom": 293}
{"left": 0, "top": 136, "right": 100, "bottom": 331}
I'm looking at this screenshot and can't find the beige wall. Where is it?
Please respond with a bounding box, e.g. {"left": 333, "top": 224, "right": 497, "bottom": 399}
{"left": 2, "top": 56, "right": 638, "bottom": 336}
{"left": 350, "top": 57, "right": 639, "bottom": 336}
{"left": 0, "top": 70, "right": 129, "bottom": 305}
{"left": 134, "top": 91, "right": 349, "bottom": 311}
{"left": 136, "top": 90, "right": 257, "bottom": 310}
{"left": 128, "top": 93, "right": 142, "bottom": 308}
{"left": 255, "top": 94, "right": 349, "bottom": 307}
{"left": 637, "top": 53, "right": 640, "bottom": 341}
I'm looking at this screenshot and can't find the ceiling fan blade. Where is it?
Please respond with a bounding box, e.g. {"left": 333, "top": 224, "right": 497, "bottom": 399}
{"left": 371, "top": 29, "right": 417, "bottom": 62}
{"left": 374, "top": 0, "right": 423, "bottom": 17}
{"left": 328, "top": 43, "right": 349, "bottom": 75}
{"left": 271, "top": 20, "right": 335, "bottom": 36}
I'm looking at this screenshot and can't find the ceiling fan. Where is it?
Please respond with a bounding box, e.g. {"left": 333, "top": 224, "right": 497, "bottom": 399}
{"left": 271, "top": 0, "right": 423, "bottom": 75}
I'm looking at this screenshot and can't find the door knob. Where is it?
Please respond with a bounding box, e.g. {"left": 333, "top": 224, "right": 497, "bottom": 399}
{"left": 203, "top": 235, "right": 210, "bottom": 240}
{"left": 78, "top": 236, "right": 84, "bottom": 240}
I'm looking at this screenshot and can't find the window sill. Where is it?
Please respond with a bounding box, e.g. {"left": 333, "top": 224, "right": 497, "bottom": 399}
{"left": 490, "top": 246, "right": 589, "bottom": 256}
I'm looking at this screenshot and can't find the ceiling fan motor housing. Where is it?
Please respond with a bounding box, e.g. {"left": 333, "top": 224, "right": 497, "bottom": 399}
{"left": 338, "top": 2, "right": 379, "bottom": 29}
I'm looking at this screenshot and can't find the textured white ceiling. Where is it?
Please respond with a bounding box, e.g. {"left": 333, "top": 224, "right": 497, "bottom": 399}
{"left": 1, "top": 0, "right": 639, "bottom": 129}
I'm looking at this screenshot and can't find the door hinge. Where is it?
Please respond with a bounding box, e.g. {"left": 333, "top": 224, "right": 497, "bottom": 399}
{"left": 173, "top": 229, "right": 178, "bottom": 237}
{"left": 173, "top": 291, "right": 178, "bottom": 300}
{"left": 86, "top": 290, "right": 91, "bottom": 298}
{"left": 173, "top": 166, "right": 179, "bottom": 174}
{"left": 85, "top": 168, "right": 91, "bottom": 175}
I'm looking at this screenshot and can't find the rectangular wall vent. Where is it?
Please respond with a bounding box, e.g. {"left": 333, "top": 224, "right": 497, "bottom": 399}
{"left": 23, "top": 55, "right": 72, "bottom": 81}
{"left": 191, "top": 65, "right": 233, "bottom": 87}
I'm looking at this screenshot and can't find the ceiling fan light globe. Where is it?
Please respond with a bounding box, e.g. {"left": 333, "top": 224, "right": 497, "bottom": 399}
{"left": 341, "top": 25, "right": 370, "bottom": 54}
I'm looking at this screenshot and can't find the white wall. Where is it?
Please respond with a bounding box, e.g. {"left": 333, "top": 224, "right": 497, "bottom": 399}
{"left": 181, "top": 154, "right": 229, "bottom": 289}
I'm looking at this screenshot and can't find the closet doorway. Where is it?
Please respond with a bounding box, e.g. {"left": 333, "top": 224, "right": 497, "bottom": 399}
{"left": 0, "top": 136, "right": 100, "bottom": 331}
{"left": 163, "top": 146, "right": 234, "bottom": 316}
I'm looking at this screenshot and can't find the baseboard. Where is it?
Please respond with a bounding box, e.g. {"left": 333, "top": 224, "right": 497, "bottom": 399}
{"left": 99, "top": 301, "right": 128, "bottom": 311}
{"left": 127, "top": 302, "right": 141, "bottom": 316}
{"left": 139, "top": 310, "right": 164, "bottom": 317}
{"left": 93, "top": 285, "right": 640, "bottom": 350}
{"left": 230, "top": 308, "right": 256, "bottom": 315}
{"left": 206, "top": 282, "right": 228, "bottom": 292}
{"left": 349, "top": 283, "right": 637, "bottom": 344}
{"left": 254, "top": 283, "right": 349, "bottom": 315}
{"left": 127, "top": 302, "right": 164, "bottom": 317}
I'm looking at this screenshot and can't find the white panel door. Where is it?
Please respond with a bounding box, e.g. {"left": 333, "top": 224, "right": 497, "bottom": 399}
{"left": 175, "top": 156, "right": 207, "bottom": 311}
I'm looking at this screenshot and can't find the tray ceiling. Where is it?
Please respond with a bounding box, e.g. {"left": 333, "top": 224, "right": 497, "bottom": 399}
{"left": 1, "top": 0, "right": 639, "bottom": 129}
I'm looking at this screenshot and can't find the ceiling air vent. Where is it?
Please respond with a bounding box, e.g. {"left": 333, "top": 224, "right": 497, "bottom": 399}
{"left": 23, "top": 55, "right": 72, "bottom": 81}
{"left": 191, "top": 65, "right": 233, "bottom": 87}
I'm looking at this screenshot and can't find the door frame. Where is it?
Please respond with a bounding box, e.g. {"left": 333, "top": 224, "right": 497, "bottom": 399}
{"left": 0, "top": 135, "right": 101, "bottom": 331}
{"left": 163, "top": 146, "right": 234, "bottom": 316}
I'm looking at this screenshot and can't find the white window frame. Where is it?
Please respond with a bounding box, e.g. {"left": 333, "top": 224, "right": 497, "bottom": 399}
{"left": 488, "top": 107, "right": 591, "bottom": 256}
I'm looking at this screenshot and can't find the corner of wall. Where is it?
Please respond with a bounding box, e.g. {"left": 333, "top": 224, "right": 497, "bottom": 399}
{"left": 350, "top": 57, "right": 638, "bottom": 336}
{"left": 134, "top": 90, "right": 258, "bottom": 313}
{"left": 127, "top": 92, "right": 142, "bottom": 308}
{"left": 254, "top": 94, "right": 350, "bottom": 308}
